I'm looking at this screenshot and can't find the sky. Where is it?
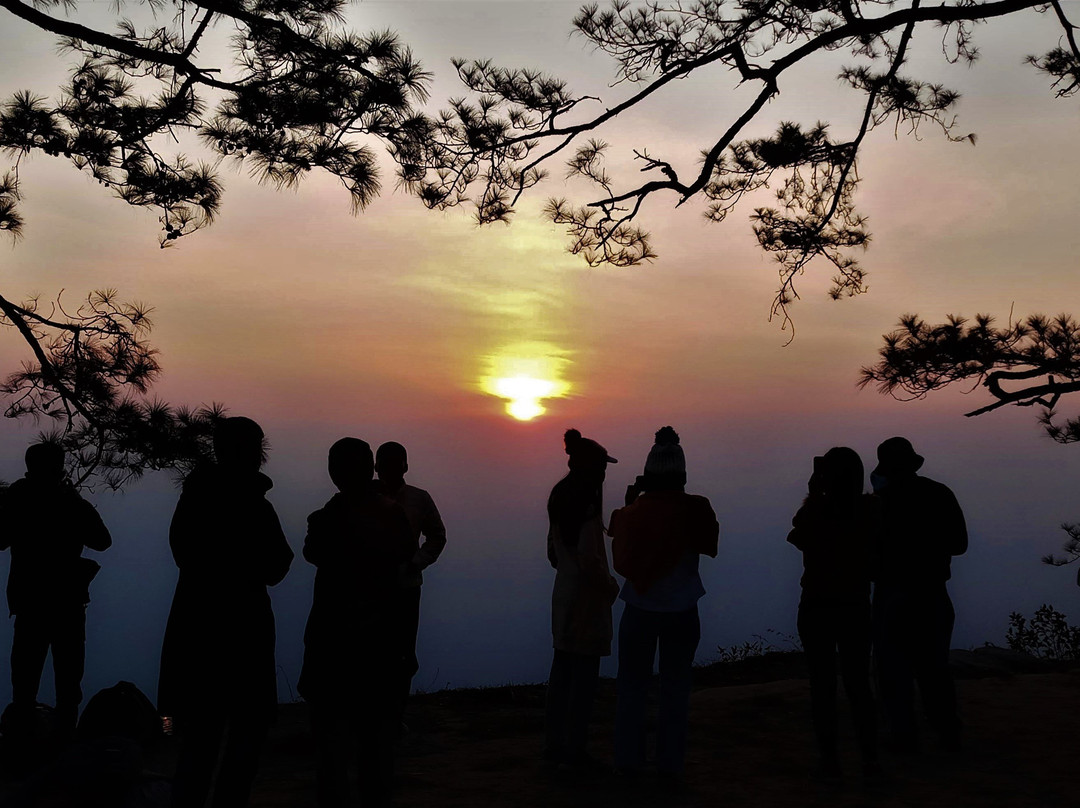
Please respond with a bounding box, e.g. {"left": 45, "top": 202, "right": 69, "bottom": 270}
{"left": 0, "top": 1, "right": 1079, "bottom": 705}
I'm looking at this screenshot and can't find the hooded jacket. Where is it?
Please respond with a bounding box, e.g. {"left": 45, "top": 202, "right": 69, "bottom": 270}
{"left": 157, "top": 464, "right": 293, "bottom": 720}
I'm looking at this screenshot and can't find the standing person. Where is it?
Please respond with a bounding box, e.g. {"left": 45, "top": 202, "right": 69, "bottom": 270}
{"left": 871, "top": 436, "right": 967, "bottom": 752}
{"left": 374, "top": 441, "right": 446, "bottom": 722}
{"left": 610, "top": 426, "right": 718, "bottom": 781}
{"left": 787, "top": 447, "right": 880, "bottom": 779}
{"left": 300, "top": 438, "right": 415, "bottom": 808}
{"left": 0, "top": 442, "right": 111, "bottom": 740}
{"left": 158, "top": 417, "right": 293, "bottom": 808}
{"left": 544, "top": 428, "right": 620, "bottom": 770}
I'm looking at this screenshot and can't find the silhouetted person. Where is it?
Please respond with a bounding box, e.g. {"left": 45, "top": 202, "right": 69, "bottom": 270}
{"left": 610, "top": 427, "right": 718, "bottom": 779}
{"left": 0, "top": 442, "right": 111, "bottom": 739}
{"left": 544, "top": 429, "right": 620, "bottom": 770}
{"left": 158, "top": 417, "right": 293, "bottom": 807}
{"left": 871, "top": 436, "right": 967, "bottom": 752}
{"left": 374, "top": 441, "right": 446, "bottom": 722}
{"left": 299, "top": 438, "right": 415, "bottom": 808}
{"left": 788, "top": 447, "right": 880, "bottom": 779}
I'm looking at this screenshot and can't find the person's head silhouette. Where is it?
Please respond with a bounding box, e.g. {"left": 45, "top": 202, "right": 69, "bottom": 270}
{"left": 213, "top": 417, "right": 267, "bottom": 472}
{"left": 642, "top": 425, "right": 684, "bottom": 490}
{"left": 375, "top": 441, "right": 408, "bottom": 490}
{"left": 564, "top": 428, "right": 617, "bottom": 484}
{"left": 24, "top": 442, "right": 65, "bottom": 484}
{"left": 329, "top": 437, "right": 374, "bottom": 493}
{"left": 813, "top": 446, "right": 864, "bottom": 499}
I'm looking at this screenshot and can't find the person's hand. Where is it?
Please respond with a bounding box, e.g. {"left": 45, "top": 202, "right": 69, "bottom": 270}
{"left": 624, "top": 483, "right": 640, "bottom": 507}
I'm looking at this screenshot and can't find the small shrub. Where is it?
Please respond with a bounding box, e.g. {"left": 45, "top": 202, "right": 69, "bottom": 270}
{"left": 717, "top": 629, "right": 802, "bottom": 664}
{"left": 1005, "top": 604, "right": 1080, "bottom": 661}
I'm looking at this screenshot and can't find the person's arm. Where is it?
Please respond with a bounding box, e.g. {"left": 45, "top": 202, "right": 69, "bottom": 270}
{"left": 546, "top": 523, "right": 558, "bottom": 569}
{"left": 75, "top": 494, "right": 112, "bottom": 552}
{"left": 942, "top": 486, "right": 968, "bottom": 557}
{"left": 609, "top": 507, "right": 631, "bottom": 579}
{"left": 786, "top": 497, "right": 824, "bottom": 552}
{"left": 390, "top": 503, "right": 416, "bottom": 567}
{"left": 863, "top": 495, "right": 885, "bottom": 583}
{"left": 302, "top": 507, "right": 331, "bottom": 566}
{"left": 412, "top": 492, "right": 446, "bottom": 570}
{"left": 168, "top": 488, "right": 199, "bottom": 568}
{"left": 257, "top": 500, "right": 293, "bottom": 586}
{"left": 692, "top": 496, "right": 719, "bottom": 558}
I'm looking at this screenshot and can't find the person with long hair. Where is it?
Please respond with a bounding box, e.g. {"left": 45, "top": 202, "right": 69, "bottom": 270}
{"left": 544, "top": 428, "right": 620, "bottom": 770}
{"left": 158, "top": 417, "right": 294, "bottom": 807}
{"left": 787, "top": 446, "right": 880, "bottom": 779}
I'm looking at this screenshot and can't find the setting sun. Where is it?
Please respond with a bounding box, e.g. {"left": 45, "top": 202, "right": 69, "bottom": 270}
{"left": 493, "top": 376, "right": 557, "bottom": 421}
{"left": 480, "top": 343, "right": 571, "bottom": 421}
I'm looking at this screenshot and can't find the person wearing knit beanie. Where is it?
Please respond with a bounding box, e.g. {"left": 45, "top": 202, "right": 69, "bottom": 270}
{"left": 544, "top": 428, "right": 619, "bottom": 771}
{"left": 609, "top": 426, "right": 719, "bottom": 779}
{"left": 642, "top": 425, "right": 686, "bottom": 487}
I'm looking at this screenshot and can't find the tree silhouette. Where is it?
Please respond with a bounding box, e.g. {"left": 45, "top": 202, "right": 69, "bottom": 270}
{"left": 0, "top": 0, "right": 432, "bottom": 245}
{"left": 860, "top": 311, "right": 1080, "bottom": 570}
{"left": 1, "top": 0, "right": 434, "bottom": 486}
{"left": 0, "top": 289, "right": 222, "bottom": 490}
{"left": 860, "top": 313, "right": 1080, "bottom": 443}
{"left": 413, "top": 0, "right": 1078, "bottom": 326}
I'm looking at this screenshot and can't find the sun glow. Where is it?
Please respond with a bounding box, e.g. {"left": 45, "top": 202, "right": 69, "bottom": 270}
{"left": 480, "top": 344, "right": 571, "bottom": 421}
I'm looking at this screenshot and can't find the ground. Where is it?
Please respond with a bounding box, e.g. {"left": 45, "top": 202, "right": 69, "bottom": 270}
{"left": 250, "top": 649, "right": 1079, "bottom": 808}
{"left": 2, "top": 649, "right": 1077, "bottom": 807}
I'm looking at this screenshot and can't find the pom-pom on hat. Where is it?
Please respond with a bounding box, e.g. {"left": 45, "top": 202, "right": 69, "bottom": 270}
{"left": 644, "top": 426, "right": 686, "bottom": 480}
{"left": 564, "top": 428, "right": 618, "bottom": 470}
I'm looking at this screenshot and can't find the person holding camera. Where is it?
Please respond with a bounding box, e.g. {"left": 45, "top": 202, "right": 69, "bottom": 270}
{"left": 787, "top": 447, "right": 880, "bottom": 779}
{"left": 609, "top": 426, "right": 718, "bottom": 780}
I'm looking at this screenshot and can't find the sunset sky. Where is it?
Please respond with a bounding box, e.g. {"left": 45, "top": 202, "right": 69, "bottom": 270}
{"left": 0, "top": 1, "right": 1078, "bottom": 702}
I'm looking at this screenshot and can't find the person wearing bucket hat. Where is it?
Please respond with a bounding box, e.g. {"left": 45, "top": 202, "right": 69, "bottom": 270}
{"left": 870, "top": 436, "right": 968, "bottom": 752}
{"left": 543, "top": 429, "right": 620, "bottom": 770}
{"left": 609, "top": 427, "right": 719, "bottom": 779}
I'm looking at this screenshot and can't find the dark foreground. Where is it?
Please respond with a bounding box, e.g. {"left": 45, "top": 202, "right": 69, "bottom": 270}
{"left": 3, "top": 649, "right": 1078, "bottom": 808}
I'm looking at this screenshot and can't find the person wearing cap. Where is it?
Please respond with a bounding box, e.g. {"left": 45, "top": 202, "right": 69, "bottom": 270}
{"left": 544, "top": 428, "right": 620, "bottom": 770}
{"left": 870, "top": 436, "right": 967, "bottom": 752}
{"left": 609, "top": 426, "right": 719, "bottom": 779}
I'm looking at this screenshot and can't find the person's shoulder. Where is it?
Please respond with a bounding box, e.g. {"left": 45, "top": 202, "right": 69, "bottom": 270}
{"left": 916, "top": 475, "right": 956, "bottom": 497}
{"left": 402, "top": 483, "right": 433, "bottom": 501}
{"left": 683, "top": 492, "right": 716, "bottom": 512}
{"left": 376, "top": 492, "right": 406, "bottom": 513}
{"left": 308, "top": 492, "right": 345, "bottom": 520}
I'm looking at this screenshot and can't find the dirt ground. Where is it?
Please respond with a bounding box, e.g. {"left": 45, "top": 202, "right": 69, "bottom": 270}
{"left": 250, "top": 662, "right": 1080, "bottom": 808}
{"left": 3, "top": 653, "right": 1077, "bottom": 807}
